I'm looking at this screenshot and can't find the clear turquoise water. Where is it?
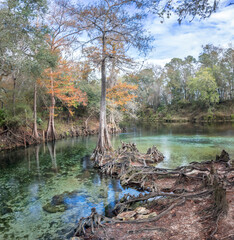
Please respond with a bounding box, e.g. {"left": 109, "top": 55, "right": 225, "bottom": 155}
{"left": 116, "top": 123, "right": 234, "bottom": 168}
{"left": 0, "top": 123, "right": 233, "bottom": 239}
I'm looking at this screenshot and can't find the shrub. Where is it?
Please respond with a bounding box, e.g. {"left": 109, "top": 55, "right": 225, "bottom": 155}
{"left": 5, "top": 116, "right": 23, "bottom": 130}
{"left": 0, "top": 109, "right": 6, "bottom": 127}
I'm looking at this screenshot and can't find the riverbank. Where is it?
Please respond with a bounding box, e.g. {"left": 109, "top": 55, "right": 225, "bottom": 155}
{"left": 0, "top": 118, "right": 122, "bottom": 151}
{"left": 138, "top": 100, "right": 234, "bottom": 123}
{"left": 73, "top": 145, "right": 234, "bottom": 240}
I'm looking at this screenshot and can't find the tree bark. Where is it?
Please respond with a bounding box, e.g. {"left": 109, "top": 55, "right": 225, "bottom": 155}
{"left": 91, "top": 35, "right": 112, "bottom": 161}
{"left": 32, "top": 82, "right": 39, "bottom": 139}
{"left": 46, "top": 69, "right": 56, "bottom": 141}
{"left": 108, "top": 57, "right": 117, "bottom": 89}
{"left": 108, "top": 57, "right": 118, "bottom": 133}
{"left": 12, "top": 75, "right": 16, "bottom": 117}
{"left": 97, "top": 56, "right": 112, "bottom": 151}
{"left": 109, "top": 111, "right": 119, "bottom": 133}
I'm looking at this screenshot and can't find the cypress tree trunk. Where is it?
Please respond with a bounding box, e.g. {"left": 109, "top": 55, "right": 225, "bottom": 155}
{"left": 108, "top": 57, "right": 118, "bottom": 133}
{"left": 109, "top": 111, "right": 119, "bottom": 134}
{"left": 91, "top": 35, "right": 112, "bottom": 162}
{"left": 32, "top": 82, "right": 39, "bottom": 139}
{"left": 46, "top": 69, "right": 56, "bottom": 141}
{"left": 12, "top": 75, "right": 16, "bottom": 117}
{"left": 97, "top": 57, "right": 112, "bottom": 151}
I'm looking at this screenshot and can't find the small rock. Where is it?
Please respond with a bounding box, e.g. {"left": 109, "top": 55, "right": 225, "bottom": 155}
{"left": 148, "top": 212, "right": 157, "bottom": 218}
{"left": 116, "top": 211, "right": 136, "bottom": 220}
{"left": 135, "top": 207, "right": 150, "bottom": 215}
{"left": 136, "top": 214, "right": 150, "bottom": 220}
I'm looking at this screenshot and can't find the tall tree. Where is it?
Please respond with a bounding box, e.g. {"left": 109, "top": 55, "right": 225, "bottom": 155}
{"left": 164, "top": 58, "right": 184, "bottom": 104}
{"left": 27, "top": 34, "right": 58, "bottom": 139}
{"left": 0, "top": 0, "right": 47, "bottom": 116}
{"left": 188, "top": 67, "right": 219, "bottom": 108}
{"left": 199, "top": 44, "right": 234, "bottom": 101}
{"left": 221, "top": 47, "right": 234, "bottom": 100}
{"left": 0, "top": 0, "right": 56, "bottom": 137}
{"left": 67, "top": 0, "right": 152, "bottom": 161}
{"left": 45, "top": 0, "right": 82, "bottom": 140}
{"left": 41, "top": 59, "right": 87, "bottom": 116}
{"left": 107, "top": 81, "right": 137, "bottom": 130}
{"left": 164, "top": 56, "right": 196, "bottom": 104}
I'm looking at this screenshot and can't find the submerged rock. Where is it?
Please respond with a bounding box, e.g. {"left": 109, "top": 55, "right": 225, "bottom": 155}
{"left": 51, "top": 194, "right": 66, "bottom": 205}
{"left": 43, "top": 190, "right": 79, "bottom": 213}
{"left": 1, "top": 207, "right": 13, "bottom": 216}
{"left": 42, "top": 203, "right": 67, "bottom": 213}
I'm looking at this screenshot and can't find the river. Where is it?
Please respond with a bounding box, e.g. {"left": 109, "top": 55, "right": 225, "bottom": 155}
{"left": 0, "top": 123, "right": 233, "bottom": 239}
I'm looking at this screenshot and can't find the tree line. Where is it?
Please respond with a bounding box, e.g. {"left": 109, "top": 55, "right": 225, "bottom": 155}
{"left": 125, "top": 44, "right": 233, "bottom": 119}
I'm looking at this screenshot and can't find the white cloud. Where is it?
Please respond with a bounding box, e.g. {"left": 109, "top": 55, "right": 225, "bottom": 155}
{"left": 143, "top": 3, "right": 234, "bottom": 67}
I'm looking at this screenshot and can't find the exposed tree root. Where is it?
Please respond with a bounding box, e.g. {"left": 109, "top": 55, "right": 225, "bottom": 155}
{"left": 113, "top": 190, "right": 212, "bottom": 215}
{"left": 98, "top": 142, "right": 164, "bottom": 178}
{"left": 73, "top": 146, "right": 233, "bottom": 240}
{"left": 74, "top": 207, "right": 111, "bottom": 236}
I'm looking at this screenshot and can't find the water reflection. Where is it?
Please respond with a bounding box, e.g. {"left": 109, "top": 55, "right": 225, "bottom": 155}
{"left": 27, "top": 147, "right": 31, "bottom": 171}
{"left": 35, "top": 145, "right": 40, "bottom": 177}
{"left": 0, "top": 140, "right": 140, "bottom": 240}
{"left": 47, "top": 142, "right": 58, "bottom": 173}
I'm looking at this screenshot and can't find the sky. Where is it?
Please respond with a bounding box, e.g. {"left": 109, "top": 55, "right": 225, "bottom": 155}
{"left": 143, "top": 0, "right": 234, "bottom": 66}
{"left": 68, "top": 0, "right": 234, "bottom": 68}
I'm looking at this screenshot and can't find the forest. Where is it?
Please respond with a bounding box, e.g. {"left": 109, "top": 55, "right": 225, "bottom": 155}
{"left": 0, "top": 0, "right": 233, "bottom": 240}
{"left": 0, "top": 0, "right": 233, "bottom": 150}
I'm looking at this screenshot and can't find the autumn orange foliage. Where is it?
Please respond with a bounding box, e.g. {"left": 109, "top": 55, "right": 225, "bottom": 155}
{"left": 40, "top": 59, "right": 87, "bottom": 115}
{"left": 106, "top": 82, "right": 138, "bottom": 111}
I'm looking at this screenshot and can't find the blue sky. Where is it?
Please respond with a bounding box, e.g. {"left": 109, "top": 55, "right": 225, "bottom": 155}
{"left": 71, "top": 0, "right": 234, "bottom": 68}
{"left": 142, "top": 0, "right": 234, "bottom": 66}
